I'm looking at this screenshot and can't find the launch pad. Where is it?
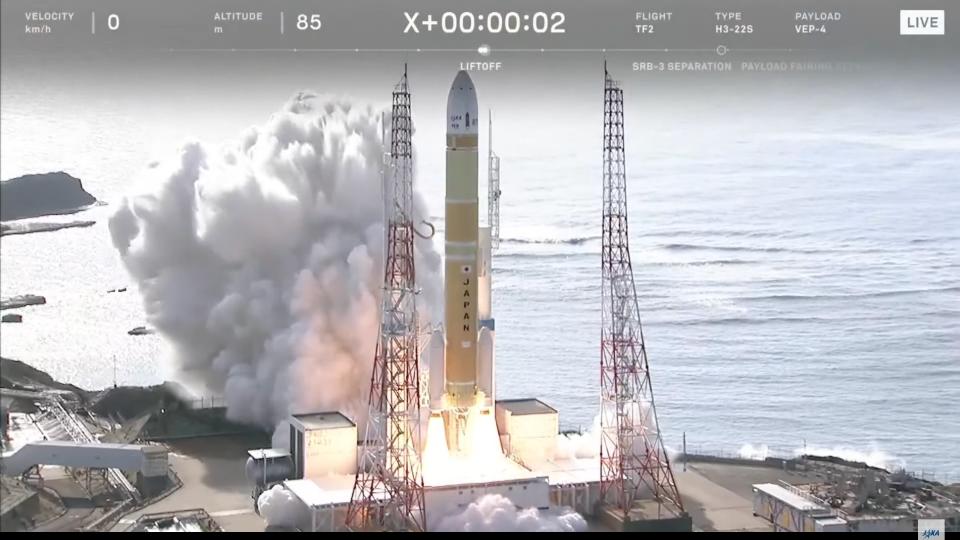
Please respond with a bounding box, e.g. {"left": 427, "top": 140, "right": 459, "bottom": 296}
{"left": 252, "top": 66, "right": 689, "bottom": 532}
{"left": 273, "top": 399, "right": 603, "bottom": 532}
{"left": 270, "top": 398, "right": 689, "bottom": 532}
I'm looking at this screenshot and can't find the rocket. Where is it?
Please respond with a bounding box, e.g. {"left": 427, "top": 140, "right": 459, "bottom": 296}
{"left": 424, "top": 70, "right": 500, "bottom": 453}
{"left": 443, "top": 71, "right": 480, "bottom": 411}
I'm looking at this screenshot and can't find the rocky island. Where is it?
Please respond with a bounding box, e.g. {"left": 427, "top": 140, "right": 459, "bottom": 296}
{"left": 1, "top": 171, "right": 98, "bottom": 221}
{"left": 0, "top": 172, "right": 100, "bottom": 235}
{"left": 0, "top": 294, "right": 46, "bottom": 310}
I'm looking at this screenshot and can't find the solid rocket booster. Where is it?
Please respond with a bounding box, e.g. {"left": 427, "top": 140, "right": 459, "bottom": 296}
{"left": 444, "top": 71, "right": 480, "bottom": 409}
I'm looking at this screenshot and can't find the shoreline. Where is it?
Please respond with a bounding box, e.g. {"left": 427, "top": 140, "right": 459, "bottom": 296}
{"left": 1, "top": 219, "right": 96, "bottom": 237}
{"left": 3, "top": 356, "right": 954, "bottom": 484}
{"left": 0, "top": 294, "right": 46, "bottom": 311}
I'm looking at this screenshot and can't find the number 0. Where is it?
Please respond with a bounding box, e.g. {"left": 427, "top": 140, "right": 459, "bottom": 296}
{"left": 108, "top": 14, "right": 119, "bottom": 30}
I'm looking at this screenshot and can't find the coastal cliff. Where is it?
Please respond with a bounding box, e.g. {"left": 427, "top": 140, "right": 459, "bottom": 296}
{"left": 1, "top": 171, "right": 97, "bottom": 221}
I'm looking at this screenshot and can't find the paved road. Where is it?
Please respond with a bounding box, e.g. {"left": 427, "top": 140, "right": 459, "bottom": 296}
{"left": 112, "top": 435, "right": 266, "bottom": 532}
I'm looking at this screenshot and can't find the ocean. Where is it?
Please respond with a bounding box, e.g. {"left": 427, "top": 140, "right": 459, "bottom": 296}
{"left": 2, "top": 67, "right": 958, "bottom": 479}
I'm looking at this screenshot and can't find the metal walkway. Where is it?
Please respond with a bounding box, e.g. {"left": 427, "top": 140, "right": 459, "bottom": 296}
{"left": 46, "top": 398, "right": 141, "bottom": 500}
{"left": 1, "top": 439, "right": 162, "bottom": 487}
{"left": 3, "top": 394, "right": 143, "bottom": 502}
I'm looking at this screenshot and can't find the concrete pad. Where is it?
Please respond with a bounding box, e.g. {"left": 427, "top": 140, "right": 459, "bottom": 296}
{"left": 674, "top": 468, "right": 771, "bottom": 532}
{"left": 687, "top": 461, "right": 814, "bottom": 500}
{"left": 114, "top": 434, "right": 268, "bottom": 532}
{"left": 34, "top": 468, "right": 100, "bottom": 532}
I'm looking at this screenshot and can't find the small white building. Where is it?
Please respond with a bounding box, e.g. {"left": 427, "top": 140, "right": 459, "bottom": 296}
{"left": 753, "top": 482, "right": 921, "bottom": 533}
{"left": 752, "top": 483, "right": 836, "bottom": 532}
{"left": 288, "top": 412, "right": 357, "bottom": 479}
{"left": 495, "top": 399, "right": 559, "bottom": 465}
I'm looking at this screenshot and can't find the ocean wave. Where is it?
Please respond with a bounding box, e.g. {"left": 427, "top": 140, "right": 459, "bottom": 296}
{"left": 497, "top": 252, "right": 589, "bottom": 261}
{"left": 645, "top": 259, "right": 754, "bottom": 267}
{"left": 738, "top": 443, "right": 905, "bottom": 472}
{"left": 501, "top": 235, "right": 601, "bottom": 246}
{"left": 662, "top": 242, "right": 817, "bottom": 253}
{"left": 910, "top": 236, "right": 960, "bottom": 245}
{"left": 642, "top": 229, "right": 810, "bottom": 239}
{"left": 741, "top": 286, "right": 960, "bottom": 302}
{"left": 651, "top": 311, "right": 950, "bottom": 327}
{"left": 659, "top": 315, "right": 855, "bottom": 327}
{"left": 798, "top": 445, "right": 906, "bottom": 472}
{"left": 497, "top": 251, "right": 760, "bottom": 268}
{"left": 738, "top": 444, "right": 772, "bottom": 461}
{"left": 660, "top": 242, "right": 888, "bottom": 255}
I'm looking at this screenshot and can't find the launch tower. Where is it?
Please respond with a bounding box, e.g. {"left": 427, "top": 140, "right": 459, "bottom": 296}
{"left": 346, "top": 65, "right": 427, "bottom": 532}
{"left": 598, "top": 63, "right": 684, "bottom": 520}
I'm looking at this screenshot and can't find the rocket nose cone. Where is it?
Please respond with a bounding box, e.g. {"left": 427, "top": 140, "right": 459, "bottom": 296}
{"left": 451, "top": 70, "right": 474, "bottom": 92}
{"left": 447, "top": 71, "right": 478, "bottom": 136}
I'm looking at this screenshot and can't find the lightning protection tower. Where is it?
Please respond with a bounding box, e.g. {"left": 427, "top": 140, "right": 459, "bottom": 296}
{"left": 347, "top": 64, "right": 427, "bottom": 532}
{"left": 599, "top": 62, "right": 684, "bottom": 522}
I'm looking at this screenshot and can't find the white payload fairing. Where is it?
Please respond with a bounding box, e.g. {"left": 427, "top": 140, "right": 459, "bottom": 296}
{"left": 428, "top": 71, "right": 497, "bottom": 451}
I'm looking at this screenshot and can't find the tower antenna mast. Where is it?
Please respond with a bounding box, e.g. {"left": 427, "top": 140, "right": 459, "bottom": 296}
{"left": 488, "top": 110, "right": 501, "bottom": 250}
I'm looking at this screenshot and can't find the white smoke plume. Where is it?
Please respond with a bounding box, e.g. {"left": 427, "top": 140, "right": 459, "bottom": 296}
{"left": 738, "top": 443, "right": 905, "bottom": 471}
{"left": 556, "top": 402, "right": 667, "bottom": 462}
{"left": 109, "top": 93, "right": 442, "bottom": 438}
{"left": 433, "top": 494, "right": 587, "bottom": 532}
{"left": 664, "top": 444, "right": 682, "bottom": 462}
{"left": 738, "top": 443, "right": 771, "bottom": 460}
{"left": 796, "top": 445, "right": 905, "bottom": 471}
{"left": 257, "top": 485, "right": 302, "bottom": 528}
{"left": 555, "top": 414, "right": 600, "bottom": 461}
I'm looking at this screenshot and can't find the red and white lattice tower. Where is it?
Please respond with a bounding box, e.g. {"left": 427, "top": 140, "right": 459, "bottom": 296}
{"left": 346, "top": 65, "right": 427, "bottom": 532}
{"left": 599, "top": 62, "right": 684, "bottom": 519}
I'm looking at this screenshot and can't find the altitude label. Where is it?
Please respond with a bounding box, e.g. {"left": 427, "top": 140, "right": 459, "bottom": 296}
{"left": 210, "top": 11, "right": 265, "bottom": 35}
